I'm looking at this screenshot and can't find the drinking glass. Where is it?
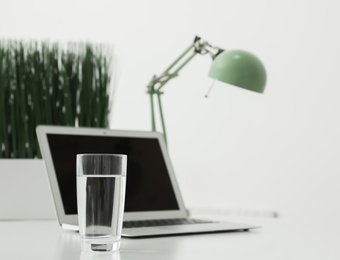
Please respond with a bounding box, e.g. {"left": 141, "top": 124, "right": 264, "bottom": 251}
{"left": 77, "top": 154, "right": 127, "bottom": 252}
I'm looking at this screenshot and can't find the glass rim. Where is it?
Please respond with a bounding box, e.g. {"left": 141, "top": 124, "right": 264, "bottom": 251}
{"left": 77, "top": 153, "right": 127, "bottom": 158}
{"left": 77, "top": 153, "right": 127, "bottom": 176}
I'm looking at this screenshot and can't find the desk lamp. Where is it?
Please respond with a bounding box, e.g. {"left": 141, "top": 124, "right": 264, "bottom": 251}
{"left": 147, "top": 36, "right": 266, "bottom": 144}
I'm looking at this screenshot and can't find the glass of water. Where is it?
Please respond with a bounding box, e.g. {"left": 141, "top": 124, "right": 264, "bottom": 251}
{"left": 77, "top": 154, "right": 127, "bottom": 252}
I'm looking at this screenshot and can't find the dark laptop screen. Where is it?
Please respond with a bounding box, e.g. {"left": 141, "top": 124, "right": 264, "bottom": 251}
{"left": 47, "top": 134, "right": 179, "bottom": 214}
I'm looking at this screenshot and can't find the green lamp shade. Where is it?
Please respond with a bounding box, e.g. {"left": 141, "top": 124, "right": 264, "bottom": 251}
{"left": 208, "top": 50, "right": 267, "bottom": 93}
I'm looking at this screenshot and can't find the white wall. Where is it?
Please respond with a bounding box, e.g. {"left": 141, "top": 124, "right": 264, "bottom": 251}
{"left": 1, "top": 0, "right": 340, "bottom": 222}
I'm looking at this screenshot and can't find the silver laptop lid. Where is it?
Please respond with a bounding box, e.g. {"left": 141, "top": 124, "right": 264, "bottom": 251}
{"left": 36, "top": 125, "right": 188, "bottom": 227}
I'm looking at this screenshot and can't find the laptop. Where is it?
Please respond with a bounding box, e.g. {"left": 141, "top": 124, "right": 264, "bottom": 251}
{"left": 36, "top": 125, "right": 258, "bottom": 237}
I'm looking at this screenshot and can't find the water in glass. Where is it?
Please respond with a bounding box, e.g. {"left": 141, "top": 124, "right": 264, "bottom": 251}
{"left": 77, "top": 174, "right": 126, "bottom": 252}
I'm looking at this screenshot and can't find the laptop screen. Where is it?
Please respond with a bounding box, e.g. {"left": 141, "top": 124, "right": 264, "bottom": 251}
{"left": 47, "top": 134, "right": 179, "bottom": 214}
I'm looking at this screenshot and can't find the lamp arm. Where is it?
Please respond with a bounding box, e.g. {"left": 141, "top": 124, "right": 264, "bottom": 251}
{"left": 147, "top": 36, "right": 220, "bottom": 144}
{"left": 156, "top": 92, "right": 167, "bottom": 143}
{"left": 163, "top": 42, "right": 195, "bottom": 73}
{"left": 147, "top": 42, "right": 199, "bottom": 144}
{"left": 155, "top": 52, "right": 197, "bottom": 145}
{"left": 157, "top": 52, "right": 197, "bottom": 92}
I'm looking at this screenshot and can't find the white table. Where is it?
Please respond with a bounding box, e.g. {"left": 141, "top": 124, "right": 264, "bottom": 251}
{"left": 0, "top": 217, "right": 339, "bottom": 260}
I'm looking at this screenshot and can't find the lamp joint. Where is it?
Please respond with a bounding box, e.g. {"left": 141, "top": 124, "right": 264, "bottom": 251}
{"left": 150, "top": 72, "right": 179, "bottom": 85}
{"left": 193, "top": 36, "right": 224, "bottom": 59}
{"left": 147, "top": 88, "right": 163, "bottom": 95}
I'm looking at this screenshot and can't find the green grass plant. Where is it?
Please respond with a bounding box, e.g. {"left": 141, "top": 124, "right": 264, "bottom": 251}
{"left": 0, "top": 40, "right": 113, "bottom": 158}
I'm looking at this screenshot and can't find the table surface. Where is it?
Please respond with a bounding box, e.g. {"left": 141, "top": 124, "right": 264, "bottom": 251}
{"left": 0, "top": 216, "right": 339, "bottom": 260}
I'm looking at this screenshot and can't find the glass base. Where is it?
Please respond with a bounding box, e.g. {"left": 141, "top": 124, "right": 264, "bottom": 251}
{"left": 81, "top": 240, "right": 120, "bottom": 252}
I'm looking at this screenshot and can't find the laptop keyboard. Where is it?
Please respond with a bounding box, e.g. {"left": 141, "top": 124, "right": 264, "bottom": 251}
{"left": 123, "top": 218, "right": 215, "bottom": 228}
